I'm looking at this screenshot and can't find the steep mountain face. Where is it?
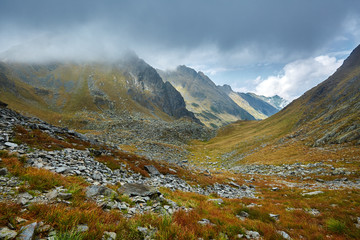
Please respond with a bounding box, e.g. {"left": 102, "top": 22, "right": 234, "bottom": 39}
{"left": 0, "top": 55, "right": 199, "bottom": 127}
{"left": 295, "top": 44, "right": 360, "bottom": 146}
{"left": 217, "top": 85, "right": 281, "bottom": 120}
{"left": 118, "top": 53, "right": 199, "bottom": 121}
{"left": 191, "top": 44, "right": 360, "bottom": 168}
{"left": 159, "top": 66, "right": 255, "bottom": 128}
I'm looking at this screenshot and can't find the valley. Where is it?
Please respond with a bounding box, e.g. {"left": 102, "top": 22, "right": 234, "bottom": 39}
{"left": 0, "top": 45, "right": 359, "bottom": 240}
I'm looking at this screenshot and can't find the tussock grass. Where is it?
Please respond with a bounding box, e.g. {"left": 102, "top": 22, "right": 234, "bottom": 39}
{"left": 0, "top": 202, "right": 22, "bottom": 226}
{"left": 326, "top": 218, "right": 346, "bottom": 234}
{"left": 13, "top": 125, "right": 92, "bottom": 151}
{"left": 2, "top": 156, "right": 88, "bottom": 192}
{"left": 53, "top": 229, "right": 85, "bottom": 240}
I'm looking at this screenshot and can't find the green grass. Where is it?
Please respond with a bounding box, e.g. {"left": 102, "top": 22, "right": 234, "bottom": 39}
{"left": 53, "top": 229, "right": 85, "bottom": 240}
{"left": 326, "top": 218, "right": 346, "bottom": 234}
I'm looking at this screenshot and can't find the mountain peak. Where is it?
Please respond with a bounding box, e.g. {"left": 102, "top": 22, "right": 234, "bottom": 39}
{"left": 218, "top": 84, "right": 233, "bottom": 94}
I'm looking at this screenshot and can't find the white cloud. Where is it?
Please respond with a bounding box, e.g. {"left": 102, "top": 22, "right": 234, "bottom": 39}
{"left": 254, "top": 55, "right": 343, "bottom": 101}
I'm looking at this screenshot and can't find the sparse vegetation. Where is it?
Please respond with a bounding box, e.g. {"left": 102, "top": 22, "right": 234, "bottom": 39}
{"left": 13, "top": 125, "right": 93, "bottom": 151}
{"left": 326, "top": 218, "right": 346, "bottom": 234}
{"left": 0, "top": 45, "right": 360, "bottom": 239}
{"left": 53, "top": 229, "right": 85, "bottom": 240}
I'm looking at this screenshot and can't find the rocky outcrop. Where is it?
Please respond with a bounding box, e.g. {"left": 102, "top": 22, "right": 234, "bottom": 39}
{"left": 119, "top": 54, "right": 200, "bottom": 122}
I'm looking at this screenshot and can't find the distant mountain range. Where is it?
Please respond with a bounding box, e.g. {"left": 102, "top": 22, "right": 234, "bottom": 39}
{"left": 159, "top": 65, "right": 287, "bottom": 127}
{"left": 0, "top": 52, "right": 286, "bottom": 129}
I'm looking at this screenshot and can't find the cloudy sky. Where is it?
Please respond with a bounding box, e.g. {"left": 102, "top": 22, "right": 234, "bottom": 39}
{"left": 1, "top": 0, "right": 360, "bottom": 100}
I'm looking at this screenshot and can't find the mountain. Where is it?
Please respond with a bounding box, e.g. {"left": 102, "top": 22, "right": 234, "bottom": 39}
{"left": 159, "top": 66, "right": 255, "bottom": 128}
{"left": 295, "top": 44, "right": 360, "bottom": 146}
{"left": 217, "top": 84, "right": 282, "bottom": 120}
{"left": 191, "top": 44, "right": 360, "bottom": 166}
{"left": 253, "top": 94, "right": 289, "bottom": 110}
{"left": 159, "top": 66, "right": 285, "bottom": 127}
{"left": 0, "top": 53, "right": 200, "bottom": 128}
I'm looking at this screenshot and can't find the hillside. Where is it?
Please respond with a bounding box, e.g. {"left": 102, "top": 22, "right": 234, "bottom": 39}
{"left": 1, "top": 89, "right": 360, "bottom": 240}
{"left": 190, "top": 44, "right": 360, "bottom": 167}
{"left": 0, "top": 56, "right": 214, "bottom": 163}
{"left": 0, "top": 54, "right": 199, "bottom": 128}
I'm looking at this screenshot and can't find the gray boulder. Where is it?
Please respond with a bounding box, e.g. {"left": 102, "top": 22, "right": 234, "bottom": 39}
{"left": 17, "top": 222, "right": 37, "bottom": 240}
{"left": 245, "top": 230, "right": 261, "bottom": 239}
{"left": 4, "top": 142, "right": 18, "bottom": 148}
{"left": 55, "top": 167, "right": 69, "bottom": 174}
{"left": 0, "top": 167, "right": 8, "bottom": 176}
{"left": 17, "top": 192, "right": 33, "bottom": 205}
{"left": 86, "top": 185, "right": 116, "bottom": 198}
{"left": 277, "top": 230, "right": 291, "bottom": 240}
{"left": 58, "top": 192, "right": 73, "bottom": 200}
{"left": 77, "top": 224, "right": 89, "bottom": 232}
{"left": 144, "top": 165, "right": 161, "bottom": 176}
{"left": 45, "top": 189, "right": 59, "bottom": 200}
{"left": 118, "top": 183, "right": 160, "bottom": 198}
{"left": 0, "top": 227, "right": 17, "bottom": 239}
{"left": 102, "top": 231, "right": 117, "bottom": 240}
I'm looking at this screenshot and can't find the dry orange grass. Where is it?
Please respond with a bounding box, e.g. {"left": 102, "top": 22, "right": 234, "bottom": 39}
{"left": 13, "top": 125, "right": 93, "bottom": 151}
{"left": 159, "top": 172, "right": 360, "bottom": 239}
{"left": 2, "top": 156, "right": 88, "bottom": 191}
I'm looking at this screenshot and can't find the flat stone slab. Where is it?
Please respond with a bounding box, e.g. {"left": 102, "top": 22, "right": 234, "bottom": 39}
{"left": 301, "top": 191, "right": 324, "bottom": 196}
{"left": 4, "top": 142, "right": 18, "bottom": 148}
{"left": 118, "top": 183, "right": 160, "bottom": 198}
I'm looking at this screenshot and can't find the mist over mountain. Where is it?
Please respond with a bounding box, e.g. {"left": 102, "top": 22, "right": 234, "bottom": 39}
{"left": 0, "top": 53, "right": 200, "bottom": 127}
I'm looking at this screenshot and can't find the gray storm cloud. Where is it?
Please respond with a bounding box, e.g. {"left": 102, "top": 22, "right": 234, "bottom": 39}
{"left": 0, "top": 0, "right": 360, "bottom": 99}
{"left": 1, "top": 0, "right": 360, "bottom": 64}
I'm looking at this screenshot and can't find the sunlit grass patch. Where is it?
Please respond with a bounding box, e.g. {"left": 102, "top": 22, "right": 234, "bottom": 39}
{"left": 2, "top": 155, "right": 88, "bottom": 192}
{"left": 326, "top": 218, "right": 346, "bottom": 234}
{"left": 53, "top": 229, "right": 85, "bottom": 240}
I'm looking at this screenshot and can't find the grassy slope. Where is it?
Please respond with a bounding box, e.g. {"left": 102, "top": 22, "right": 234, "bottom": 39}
{"left": 190, "top": 98, "right": 304, "bottom": 165}
{"left": 190, "top": 45, "right": 360, "bottom": 166}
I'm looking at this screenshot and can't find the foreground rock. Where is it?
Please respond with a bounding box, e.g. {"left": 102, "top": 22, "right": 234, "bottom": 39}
{"left": 118, "top": 183, "right": 160, "bottom": 198}
{"left": 17, "top": 222, "right": 38, "bottom": 240}
{"left": 0, "top": 227, "right": 17, "bottom": 239}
